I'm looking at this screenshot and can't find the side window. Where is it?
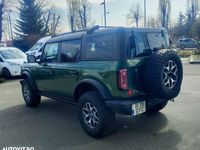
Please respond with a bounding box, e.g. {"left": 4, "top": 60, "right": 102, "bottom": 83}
{"left": 135, "top": 33, "right": 147, "bottom": 55}
{"left": 190, "top": 39, "right": 195, "bottom": 43}
{"left": 42, "top": 43, "right": 59, "bottom": 63}
{"left": 129, "top": 36, "right": 136, "bottom": 58}
{"left": 147, "top": 33, "right": 167, "bottom": 49}
{"left": 84, "top": 34, "right": 113, "bottom": 59}
{"left": 60, "top": 40, "right": 81, "bottom": 62}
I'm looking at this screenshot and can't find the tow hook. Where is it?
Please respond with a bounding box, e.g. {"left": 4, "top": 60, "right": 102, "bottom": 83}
{"left": 170, "top": 99, "right": 175, "bottom": 102}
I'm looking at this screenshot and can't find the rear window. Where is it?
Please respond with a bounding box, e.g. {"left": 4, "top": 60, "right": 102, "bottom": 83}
{"left": 133, "top": 31, "right": 169, "bottom": 56}
{"left": 147, "top": 32, "right": 169, "bottom": 50}
{"left": 84, "top": 34, "right": 113, "bottom": 59}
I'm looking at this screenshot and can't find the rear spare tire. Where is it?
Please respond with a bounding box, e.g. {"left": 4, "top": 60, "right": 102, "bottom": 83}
{"left": 144, "top": 50, "right": 183, "bottom": 99}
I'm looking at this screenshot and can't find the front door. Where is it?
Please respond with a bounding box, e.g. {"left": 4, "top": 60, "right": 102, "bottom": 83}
{"left": 33, "top": 42, "right": 59, "bottom": 94}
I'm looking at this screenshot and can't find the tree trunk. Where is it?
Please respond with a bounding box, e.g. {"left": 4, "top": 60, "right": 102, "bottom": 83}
{"left": 70, "top": 15, "right": 74, "bottom": 32}
{"left": 0, "top": 4, "right": 3, "bottom": 42}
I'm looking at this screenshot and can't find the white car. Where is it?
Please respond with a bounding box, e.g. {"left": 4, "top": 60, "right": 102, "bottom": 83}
{"left": 26, "top": 36, "right": 51, "bottom": 61}
{"left": 0, "top": 47, "right": 27, "bottom": 78}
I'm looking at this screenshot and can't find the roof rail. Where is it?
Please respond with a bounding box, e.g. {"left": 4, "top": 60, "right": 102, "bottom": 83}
{"left": 86, "top": 25, "right": 122, "bottom": 34}
{"left": 52, "top": 29, "right": 87, "bottom": 38}
{"left": 52, "top": 25, "right": 121, "bottom": 37}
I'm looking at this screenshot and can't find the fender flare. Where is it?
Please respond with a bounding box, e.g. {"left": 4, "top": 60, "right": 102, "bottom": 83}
{"left": 74, "top": 79, "right": 112, "bottom": 100}
{"left": 20, "top": 71, "right": 37, "bottom": 90}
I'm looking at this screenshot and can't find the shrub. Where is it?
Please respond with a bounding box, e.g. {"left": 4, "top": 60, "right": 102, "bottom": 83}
{"left": 193, "top": 50, "right": 200, "bottom": 55}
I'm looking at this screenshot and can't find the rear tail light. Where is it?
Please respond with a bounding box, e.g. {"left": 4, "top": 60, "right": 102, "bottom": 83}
{"left": 118, "top": 69, "right": 128, "bottom": 90}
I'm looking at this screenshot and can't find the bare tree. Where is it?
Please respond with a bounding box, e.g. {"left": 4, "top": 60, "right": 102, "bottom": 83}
{"left": 0, "top": 0, "right": 5, "bottom": 41}
{"left": 66, "top": 0, "right": 92, "bottom": 32}
{"left": 147, "top": 16, "right": 160, "bottom": 28}
{"left": 177, "top": 11, "right": 186, "bottom": 26}
{"left": 0, "top": 0, "right": 15, "bottom": 41}
{"left": 158, "top": 0, "right": 171, "bottom": 29}
{"left": 79, "top": 0, "right": 91, "bottom": 29}
{"left": 185, "top": 0, "right": 199, "bottom": 27}
{"left": 43, "top": 5, "right": 61, "bottom": 36}
{"left": 127, "top": 3, "right": 142, "bottom": 28}
{"left": 66, "top": 0, "right": 81, "bottom": 32}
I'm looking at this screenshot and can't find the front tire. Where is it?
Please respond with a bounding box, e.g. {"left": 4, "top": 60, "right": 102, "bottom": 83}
{"left": 78, "top": 91, "right": 116, "bottom": 138}
{"left": 2, "top": 68, "right": 11, "bottom": 79}
{"left": 22, "top": 79, "right": 41, "bottom": 107}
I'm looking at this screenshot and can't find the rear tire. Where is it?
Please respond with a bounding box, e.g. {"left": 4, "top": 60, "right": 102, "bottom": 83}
{"left": 78, "top": 91, "right": 116, "bottom": 138}
{"left": 2, "top": 68, "right": 11, "bottom": 79}
{"left": 21, "top": 79, "right": 41, "bottom": 107}
{"left": 147, "top": 101, "right": 168, "bottom": 113}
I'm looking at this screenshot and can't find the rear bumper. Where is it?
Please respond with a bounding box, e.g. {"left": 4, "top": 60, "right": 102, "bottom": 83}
{"left": 105, "top": 97, "right": 169, "bottom": 115}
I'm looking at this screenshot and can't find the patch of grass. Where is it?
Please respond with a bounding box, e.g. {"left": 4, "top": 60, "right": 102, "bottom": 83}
{"left": 193, "top": 50, "right": 200, "bottom": 55}
{"left": 177, "top": 49, "right": 194, "bottom": 58}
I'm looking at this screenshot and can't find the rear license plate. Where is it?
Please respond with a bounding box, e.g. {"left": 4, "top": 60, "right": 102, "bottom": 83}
{"left": 132, "top": 101, "right": 146, "bottom": 116}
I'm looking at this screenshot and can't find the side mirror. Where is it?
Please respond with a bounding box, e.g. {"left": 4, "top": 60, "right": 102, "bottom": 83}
{"left": 27, "top": 55, "right": 36, "bottom": 63}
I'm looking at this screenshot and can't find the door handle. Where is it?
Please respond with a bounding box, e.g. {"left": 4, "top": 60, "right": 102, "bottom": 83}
{"left": 49, "top": 70, "right": 56, "bottom": 75}
{"left": 69, "top": 70, "right": 79, "bottom": 75}
{"left": 41, "top": 63, "right": 48, "bottom": 66}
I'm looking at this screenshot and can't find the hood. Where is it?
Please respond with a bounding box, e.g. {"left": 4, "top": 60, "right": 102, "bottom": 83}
{"left": 5, "top": 58, "right": 27, "bottom": 65}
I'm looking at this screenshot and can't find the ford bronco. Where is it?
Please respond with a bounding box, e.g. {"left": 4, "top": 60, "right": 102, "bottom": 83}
{"left": 20, "top": 26, "right": 183, "bottom": 138}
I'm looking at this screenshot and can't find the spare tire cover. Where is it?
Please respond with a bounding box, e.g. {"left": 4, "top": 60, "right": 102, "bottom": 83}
{"left": 144, "top": 50, "right": 183, "bottom": 99}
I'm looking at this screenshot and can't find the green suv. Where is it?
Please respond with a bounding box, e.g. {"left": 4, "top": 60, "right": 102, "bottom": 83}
{"left": 20, "top": 26, "right": 183, "bottom": 138}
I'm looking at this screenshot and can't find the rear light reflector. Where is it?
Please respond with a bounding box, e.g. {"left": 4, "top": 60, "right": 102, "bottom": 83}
{"left": 118, "top": 69, "right": 128, "bottom": 90}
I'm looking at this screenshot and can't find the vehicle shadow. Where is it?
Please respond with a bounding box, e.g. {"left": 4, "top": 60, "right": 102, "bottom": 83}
{"left": 1, "top": 76, "right": 22, "bottom": 83}
{"left": 0, "top": 99, "right": 182, "bottom": 150}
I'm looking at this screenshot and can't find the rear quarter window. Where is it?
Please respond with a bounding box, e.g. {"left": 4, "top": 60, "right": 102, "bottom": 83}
{"left": 147, "top": 32, "right": 169, "bottom": 49}
{"left": 83, "top": 33, "right": 113, "bottom": 60}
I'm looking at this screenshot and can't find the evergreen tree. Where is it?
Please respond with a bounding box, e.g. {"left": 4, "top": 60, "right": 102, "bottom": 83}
{"left": 14, "top": 0, "right": 46, "bottom": 51}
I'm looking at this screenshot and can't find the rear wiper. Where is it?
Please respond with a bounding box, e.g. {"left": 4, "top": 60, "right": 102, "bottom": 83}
{"left": 137, "top": 47, "right": 163, "bottom": 57}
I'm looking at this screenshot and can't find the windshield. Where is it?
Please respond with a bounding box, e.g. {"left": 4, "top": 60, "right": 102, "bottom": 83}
{"left": 0, "top": 49, "right": 25, "bottom": 59}
{"left": 29, "top": 42, "right": 43, "bottom": 52}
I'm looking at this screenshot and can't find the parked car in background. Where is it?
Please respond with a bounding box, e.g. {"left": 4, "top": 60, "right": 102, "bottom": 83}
{"left": 26, "top": 36, "right": 51, "bottom": 61}
{"left": 0, "top": 47, "right": 27, "bottom": 79}
{"left": 0, "top": 42, "right": 6, "bottom": 47}
{"left": 176, "top": 38, "right": 198, "bottom": 49}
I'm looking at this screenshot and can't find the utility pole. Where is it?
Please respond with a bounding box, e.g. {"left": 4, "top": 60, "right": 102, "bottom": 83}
{"left": 144, "top": 0, "right": 147, "bottom": 28}
{"left": 122, "top": 15, "right": 128, "bottom": 27}
{"left": 0, "top": 0, "right": 5, "bottom": 42}
{"left": 8, "top": 9, "right": 13, "bottom": 40}
{"left": 101, "top": 0, "right": 107, "bottom": 27}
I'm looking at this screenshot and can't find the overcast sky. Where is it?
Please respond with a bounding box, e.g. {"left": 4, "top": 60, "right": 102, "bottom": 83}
{"left": 50, "top": 0, "right": 188, "bottom": 32}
